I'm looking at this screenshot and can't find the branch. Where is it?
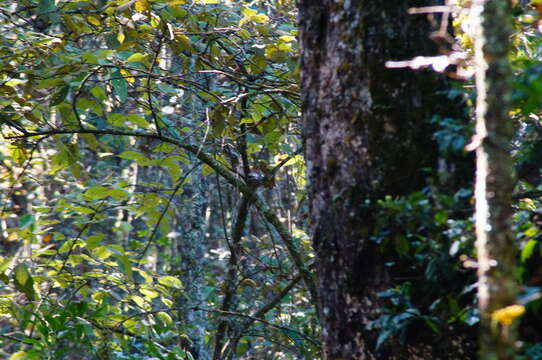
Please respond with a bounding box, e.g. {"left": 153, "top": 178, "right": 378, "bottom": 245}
{"left": 146, "top": 34, "right": 164, "bottom": 136}
{"left": 408, "top": 6, "right": 462, "bottom": 14}
{"left": 513, "top": 190, "right": 542, "bottom": 200}
{"left": 5, "top": 128, "right": 317, "bottom": 305}
{"left": 225, "top": 273, "right": 308, "bottom": 357}
{"left": 213, "top": 195, "right": 250, "bottom": 360}
{"left": 0, "top": 333, "right": 28, "bottom": 344}
{"left": 137, "top": 163, "right": 200, "bottom": 261}
{"left": 195, "top": 307, "right": 318, "bottom": 346}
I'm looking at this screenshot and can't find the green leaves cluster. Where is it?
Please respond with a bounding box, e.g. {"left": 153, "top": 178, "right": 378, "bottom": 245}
{"left": 0, "top": 0, "right": 314, "bottom": 359}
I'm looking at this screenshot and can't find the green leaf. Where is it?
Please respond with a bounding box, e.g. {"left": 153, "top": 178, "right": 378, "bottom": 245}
{"left": 92, "top": 246, "right": 112, "bottom": 260}
{"left": 38, "top": 0, "right": 59, "bottom": 22}
{"left": 202, "top": 164, "right": 215, "bottom": 176}
{"left": 14, "top": 264, "right": 29, "bottom": 286}
{"left": 161, "top": 157, "right": 181, "bottom": 181}
{"left": 119, "top": 151, "right": 153, "bottom": 165}
{"left": 521, "top": 239, "right": 537, "bottom": 262}
{"left": 50, "top": 86, "right": 69, "bottom": 106}
{"left": 434, "top": 211, "right": 448, "bottom": 225}
{"left": 83, "top": 186, "right": 110, "bottom": 200}
{"left": 153, "top": 143, "right": 176, "bottom": 153}
{"left": 114, "top": 254, "right": 133, "bottom": 282}
{"left": 237, "top": 29, "right": 250, "bottom": 40}
{"left": 0, "top": 273, "right": 9, "bottom": 284}
{"left": 524, "top": 226, "right": 538, "bottom": 238}
{"left": 111, "top": 70, "right": 128, "bottom": 102}
{"left": 158, "top": 276, "right": 182, "bottom": 289}
{"left": 76, "top": 97, "right": 103, "bottom": 115}
{"left": 18, "top": 214, "right": 35, "bottom": 229}
{"left": 9, "top": 352, "right": 31, "bottom": 360}
{"left": 125, "top": 114, "right": 149, "bottom": 128}
{"left": 58, "top": 239, "right": 78, "bottom": 254}
{"left": 108, "top": 188, "right": 129, "bottom": 200}
{"left": 90, "top": 86, "right": 107, "bottom": 101}
{"left": 157, "top": 311, "right": 173, "bottom": 326}
{"left": 126, "top": 53, "right": 148, "bottom": 63}
{"left": 395, "top": 236, "right": 410, "bottom": 256}
{"left": 13, "top": 264, "right": 37, "bottom": 301}
{"left": 9, "top": 144, "right": 28, "bottom": 165}
{"left": 0, "top": 257, "right": 14, "bottom": 273}
{"left": 85, "top": 233, "right": 104, "bottom": 250}
{"left": 81, "top": 134, "right": 98, "bottom": 150}
{"left": 56, "top": 103, "right": 78, "bottom": 128}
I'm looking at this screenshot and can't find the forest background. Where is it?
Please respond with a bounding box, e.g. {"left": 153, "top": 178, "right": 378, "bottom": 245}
{"left": 1, "top": 0, "right": 542, "bottom": 359}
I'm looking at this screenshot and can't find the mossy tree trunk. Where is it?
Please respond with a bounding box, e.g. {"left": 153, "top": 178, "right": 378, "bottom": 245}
{"left": 299, "top": 1, "right": 469, "bottom": 358}
{"left": 471, "top": 1, "right": 518, "bottom": 359}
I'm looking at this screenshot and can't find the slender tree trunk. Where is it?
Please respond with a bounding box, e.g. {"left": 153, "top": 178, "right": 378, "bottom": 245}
{"left": 174, "top": 171, "right": 209, "bottom": 359}
{"left": 299, "top": 1, "right": 469, "bottom": 358}
{"left": 212, "top": 195, "right": 249, "bottom": 360}
{"left": 165, "top": 49, "right": 211, "bottom": 359}
{"left": 471, "top": 1, "right": 518, "bottom": 359}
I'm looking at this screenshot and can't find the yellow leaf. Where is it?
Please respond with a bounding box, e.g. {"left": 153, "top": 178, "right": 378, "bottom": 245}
{"left": 158, "top": 275, "right": 182, "bottom": 289}
{"left": 241, "top": 279, "right": 257, "bottom": 288}
{"left": 174, "top": 33, "right": 192, "bottom": 51}
{"left": 201, "top": 164, "right": 215, "bottom": 176}
{"left": 86, "top": 16, "right": 101, "bottom": 26}
{"left": 126, "top": 53, "right": 148, "bottom": 63}
{"left": 117, "top": 29, "right": 125, "bottom": 44}
{"left": 135, "top": 0, "right": 149, "bottom": 12}
{"left": 147, "top": 13, "right": 161, "bottom": 27}
{"left": 278, "top": 42, "right": 293, "bottom": 51}
{"left": 140, "top": 287, "right": 159, "bottom": 299}
{"left": 241, "top": 7, "right": 257, "bottom": 17}
{"left": 157, "top": 311, "right": 173, "bottom": 326}
{"left": 279, "top": 35, "right": 296, "bottom": 42}
{"left": 9, "top": 352, "right": 30, "bottom": 360}
{"left": 130, "top": 295, "right": 146, "bottom": 308}
{"left": 252, "top": 13, "right": 269, "bottom": 24}
{"left": 491, "top": 305, "right": 525, "bottom": 326}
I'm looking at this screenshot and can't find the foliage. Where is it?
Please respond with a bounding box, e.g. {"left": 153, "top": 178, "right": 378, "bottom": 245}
{"left": 0, "top": 0, "right": 314, "bottom": 359}
{"left": 1, "top": 0, "right": 542, "bottom": 358}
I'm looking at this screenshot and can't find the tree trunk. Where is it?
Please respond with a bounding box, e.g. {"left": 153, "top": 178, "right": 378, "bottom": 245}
{"left": 471, "top": 1, "right": 518, "bottom": 359}
{"left": 165, "top": 49, "right": 211, "bottom": 359}
{"left": 299, "top": 1, "right": 467, "bottom": 358}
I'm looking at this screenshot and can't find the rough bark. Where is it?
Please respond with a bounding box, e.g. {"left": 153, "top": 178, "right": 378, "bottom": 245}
{"left": 174, "top": 170, "right": 209, "bottom": 360}
{"left": 471, "top": 1, "right": 518, "bottom": 359}
{"left": 299, "top": 1, "right": 469, "bottom": 359}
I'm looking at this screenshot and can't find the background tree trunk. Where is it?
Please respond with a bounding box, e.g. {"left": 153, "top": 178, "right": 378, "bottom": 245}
{"left": 299, "top": 1, "right": 470, "bottom": 358}
{"left": 471, "top": 1, "right": 518, "bottom": 359}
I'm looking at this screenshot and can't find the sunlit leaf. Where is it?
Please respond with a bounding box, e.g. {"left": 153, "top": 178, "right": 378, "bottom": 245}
{"left": 117, "top": 28, "right": 126, "bottom": 44}
{"left": 126, "top": 53, "right": 148, "bottom": 63}
{"left": 158, "top": 276, "right": 182, "bottom": 289}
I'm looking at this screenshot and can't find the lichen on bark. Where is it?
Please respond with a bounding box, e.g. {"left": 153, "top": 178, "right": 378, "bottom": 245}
{"left": 471, "top": 0, "right": 518, "bottom": 359}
